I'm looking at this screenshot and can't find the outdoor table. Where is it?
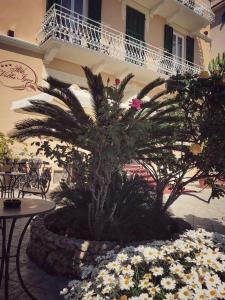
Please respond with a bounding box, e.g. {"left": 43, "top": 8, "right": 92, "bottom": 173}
{"left": 0, "top": 172, "right": 26, "bottom": 198}
{"left": 0, "top": 198, "right": 55, "bottom": 299}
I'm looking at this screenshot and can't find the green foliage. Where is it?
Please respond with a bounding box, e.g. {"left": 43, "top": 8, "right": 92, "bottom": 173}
{"left": 209, "top": 52, "right": 225, "bottom": 75}
{"left": 0, "top": 132, "right": 14, "bottom": 163}
{"left": 11, "top": 67, "right": 180, "bottom": 240}
{"left": 11, "top": 62, "right": 225, "bottom": 241}
{"left": 50, "top": 172, "right": 173, "bottom": 242}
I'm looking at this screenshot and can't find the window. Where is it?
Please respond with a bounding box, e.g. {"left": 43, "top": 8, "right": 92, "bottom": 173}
{"left": 172, "top": 32, "right": 185, "bottom": 60}
{"left": 60, "top": 0, "right": 88, "bottom": 15}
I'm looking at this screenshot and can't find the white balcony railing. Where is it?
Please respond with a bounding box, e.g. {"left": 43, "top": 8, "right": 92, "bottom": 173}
{"left": 37, "top": 4, "right": 202, "bottom": 77}
{"left": 177, "top": 0, "right": 215, "bottom": 23}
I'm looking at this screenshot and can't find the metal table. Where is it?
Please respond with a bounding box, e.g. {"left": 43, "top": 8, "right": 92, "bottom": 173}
{"left": 0, "top": 172, "right": 26, "bottom": 198}
{"left": 0, "top": 198, "right": 55, "bottom": 299}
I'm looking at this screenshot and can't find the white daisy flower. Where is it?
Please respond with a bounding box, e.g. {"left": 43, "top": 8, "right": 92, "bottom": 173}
{"left": 106, "top": 261, "right": 121, "bottom": 272}
{"left": 151, "top": 266, "right": 164, "bottom": 276}
{"left": 177, "top": 287, "right": 193, "bottom": 300}
{"left": 170, "top": 263, "right": 184, "bottom": 275}
{"left": 218, "top": 283, "right": 225, "bottom": 298}
{"left": 194, "top": 289, "right": 208, "bottom": 300}
{"left": 131, "top": 255, "right": 143, "bottom": 265}
{"left": 164, "top": 293, "right": 176, "bottom": 300}
{"left": 82, "top": 290, "right": 95, "bottom": 300}
{"left": 147, "top": 285, "right": 160, "bottom": 296}
{"left": 143, "top": 247, "right": 158, "bottom": 261}
{"left": 119, "top": 275, "right": 134, "bottom": 290}
{"left": 205, "top": 273, "right": 221, "bottom": 288}
{"left": 101, "top": 285, "right": 113, "bottom": 294}
{"left": 102, "top": 274, "right": 116, "bottom": 286}
{"left": 121, "top": 265, "right": 134, "bottom": 277}
{"left": 139, "top": 279, "right": 152, "bottom": 289}
{"left": 139, "top": 293, "right": 153, "bottom": 300}
{"left": 60, "top": 288, "right": 68, "bottom": 296}
{"left": 160, "top": 277, "right": 176, "bottom": 290}
{"left": 206, "top": 288, "right": 218, "bottom": 299}
{"left": 117, "top": 253, "right": 128, "bottom": 262}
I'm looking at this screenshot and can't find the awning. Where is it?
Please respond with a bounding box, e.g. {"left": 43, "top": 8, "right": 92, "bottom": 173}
{"left": 11, "top": 86, "right": 133, "bottom": 115}
{"left": 11, "top": 85, "right": 93, "bottom": 114}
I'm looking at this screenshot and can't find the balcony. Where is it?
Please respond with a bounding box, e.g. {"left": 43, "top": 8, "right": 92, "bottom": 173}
{"left": 135, "top": 0, "right": 214, "bottom": 32}
{"left": 37, "top": 4, "right": 201, "bottom": 84}
{"left": 176, "top": 0, "right": 215, "bottom": 22}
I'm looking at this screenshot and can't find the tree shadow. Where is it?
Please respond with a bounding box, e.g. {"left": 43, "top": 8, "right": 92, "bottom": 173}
{"left": 183, "top": 214, "right": 225, "bottom": 235}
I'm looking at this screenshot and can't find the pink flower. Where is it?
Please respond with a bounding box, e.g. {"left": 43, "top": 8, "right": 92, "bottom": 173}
{"left": 130, "top": 98, "right": 142, "bottom": 111}
{"left": 115, "top": 78, "right": 121, "bottom": 86}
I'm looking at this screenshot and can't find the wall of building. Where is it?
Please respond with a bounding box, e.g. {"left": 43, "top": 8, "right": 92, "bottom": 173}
{"left": 0, "top": 0, "right": 213, "bottom": 139}
{"left": 0, "top": 0, "right": 45, "bottom": 44}
{"left": 210, "top": 4, "right": 225, "bottom": 58}
{"left": 0, "top": 46, "right": 44, "bottom": 134}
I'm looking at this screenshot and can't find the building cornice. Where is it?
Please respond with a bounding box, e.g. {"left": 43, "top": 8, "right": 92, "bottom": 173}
{"left": 0, "top": 34, "right": 42, "bottom": 55}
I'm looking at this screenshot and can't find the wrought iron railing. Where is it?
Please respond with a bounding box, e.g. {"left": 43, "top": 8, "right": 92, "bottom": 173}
{"left": 37, "top": 4, "right": 202, "bottom": 76}
{"left": 177, "top": 0, "right": 215, "bottom": 23}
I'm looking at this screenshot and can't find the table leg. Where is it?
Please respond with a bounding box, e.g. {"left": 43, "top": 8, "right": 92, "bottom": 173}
{"left": 0, "top": 217, "right": 37, "bottom": 300}
{"left": 4, "top": 219, "right": 16, "bottom": 300}
{"left": 16, "top": 217, "right": 37, "bottom": 300}
{"left": 0, "top": 219, "right": 6, "bottom": 287}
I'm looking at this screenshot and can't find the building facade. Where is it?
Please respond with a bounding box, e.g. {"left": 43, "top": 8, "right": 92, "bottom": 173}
{"left": 0, "top": 0, "right": 213, "bottom": 137}
{"left": 210, "top": 0, "right": 225, "bottom": 58}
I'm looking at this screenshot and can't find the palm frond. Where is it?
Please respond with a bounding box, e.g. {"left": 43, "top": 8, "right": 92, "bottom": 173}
{"left": 117, "top": 73, "right": 134, "bottom": 102}
{"left": 38, "top": 85, "right": 92, "bottom": 126}
{"left": 83, "top": 66, "right": 109, "bottom": 123}
{"left": 137, "top": 78, "right": 165, "bottom": 100}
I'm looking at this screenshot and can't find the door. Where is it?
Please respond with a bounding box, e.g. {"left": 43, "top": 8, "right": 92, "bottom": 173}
{"left": 172, "top": 32, "right": 184, "bottom": 62}
{"left": 87, "top": 0, "right": 102, "bottom": 50}
{"left": 60, "top": 0, "right": 84, "bottom": 15}
{"left": 126, "top": 6, "right": 145, "bottom": 65}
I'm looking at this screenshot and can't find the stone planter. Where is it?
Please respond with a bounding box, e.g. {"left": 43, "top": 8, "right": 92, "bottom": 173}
{"left": 27, "top": 210, "right": 191, "bottom": 278}
{"left": 26, "top": 212, "right": 122, "bottom": 278}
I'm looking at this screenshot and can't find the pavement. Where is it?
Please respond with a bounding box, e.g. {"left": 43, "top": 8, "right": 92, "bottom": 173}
{"left": 0, "top": 186, "right": 225, "bottom": 300}
{"left": 170, "top": 185, "right": 225, "bottom": 235}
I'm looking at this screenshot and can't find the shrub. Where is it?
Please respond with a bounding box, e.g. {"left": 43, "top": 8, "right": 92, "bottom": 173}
{"left": 49, "top": 172, "right": 175, "bottom": 242}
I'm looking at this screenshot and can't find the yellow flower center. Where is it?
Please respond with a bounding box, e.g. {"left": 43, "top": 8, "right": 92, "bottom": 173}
{"left": 210, "top": 290, "right": 216, "bottom": 296}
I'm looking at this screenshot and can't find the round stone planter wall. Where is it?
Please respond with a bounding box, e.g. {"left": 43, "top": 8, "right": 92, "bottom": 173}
{"left": 26, "top": 213, "right": 122, "bottom": 278}
{"left": 27, "top": 210, "right": 191, "bottom": 278}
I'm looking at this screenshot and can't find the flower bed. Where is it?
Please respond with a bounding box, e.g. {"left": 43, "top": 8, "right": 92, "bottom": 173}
{"left": 62, "top": 229, "right": 225, "bottom": 299}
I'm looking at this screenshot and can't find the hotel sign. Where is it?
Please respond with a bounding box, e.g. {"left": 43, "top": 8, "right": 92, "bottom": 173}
{"left": 0, "top": 60, "right": 38, "bottom": 91}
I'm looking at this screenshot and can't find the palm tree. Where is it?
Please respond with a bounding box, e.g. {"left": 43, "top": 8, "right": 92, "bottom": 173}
{"left": 11, "top": 67, "right": 181, "bottom": 240}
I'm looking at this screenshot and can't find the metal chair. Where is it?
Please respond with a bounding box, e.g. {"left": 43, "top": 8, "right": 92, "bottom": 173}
{"left": 18, "top": 169, "right": 51, "bottom": 200}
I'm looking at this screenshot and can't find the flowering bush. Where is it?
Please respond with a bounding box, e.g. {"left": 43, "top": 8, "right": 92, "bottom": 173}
{"left": 62, "top": 229, "right": 225, "bottom": 300}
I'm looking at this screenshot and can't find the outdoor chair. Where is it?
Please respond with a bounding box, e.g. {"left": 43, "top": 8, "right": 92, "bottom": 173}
{"left": 18, "top": 168, "right": 51, "bottom": 200}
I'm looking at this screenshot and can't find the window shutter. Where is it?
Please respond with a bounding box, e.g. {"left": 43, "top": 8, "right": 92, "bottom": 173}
{"left": 186, "top": 36, "right": 194, "bottom": 65}
{"left": 126, "top": 6, "right": 145, "bottom": 42}
{"left": 46, "top": 0, "right": 55, "bottom": 10}
{"left": 164, "top": 24, "right": 173, "bottom": 54}
{"left": 46, "top": 0, "right": 60, "bottom": 10}
{"left": 74, "top": 0, "right": 83, "bottom": 14}
{"left": 88, "top": 0, "right": 102, "bottom": 23}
